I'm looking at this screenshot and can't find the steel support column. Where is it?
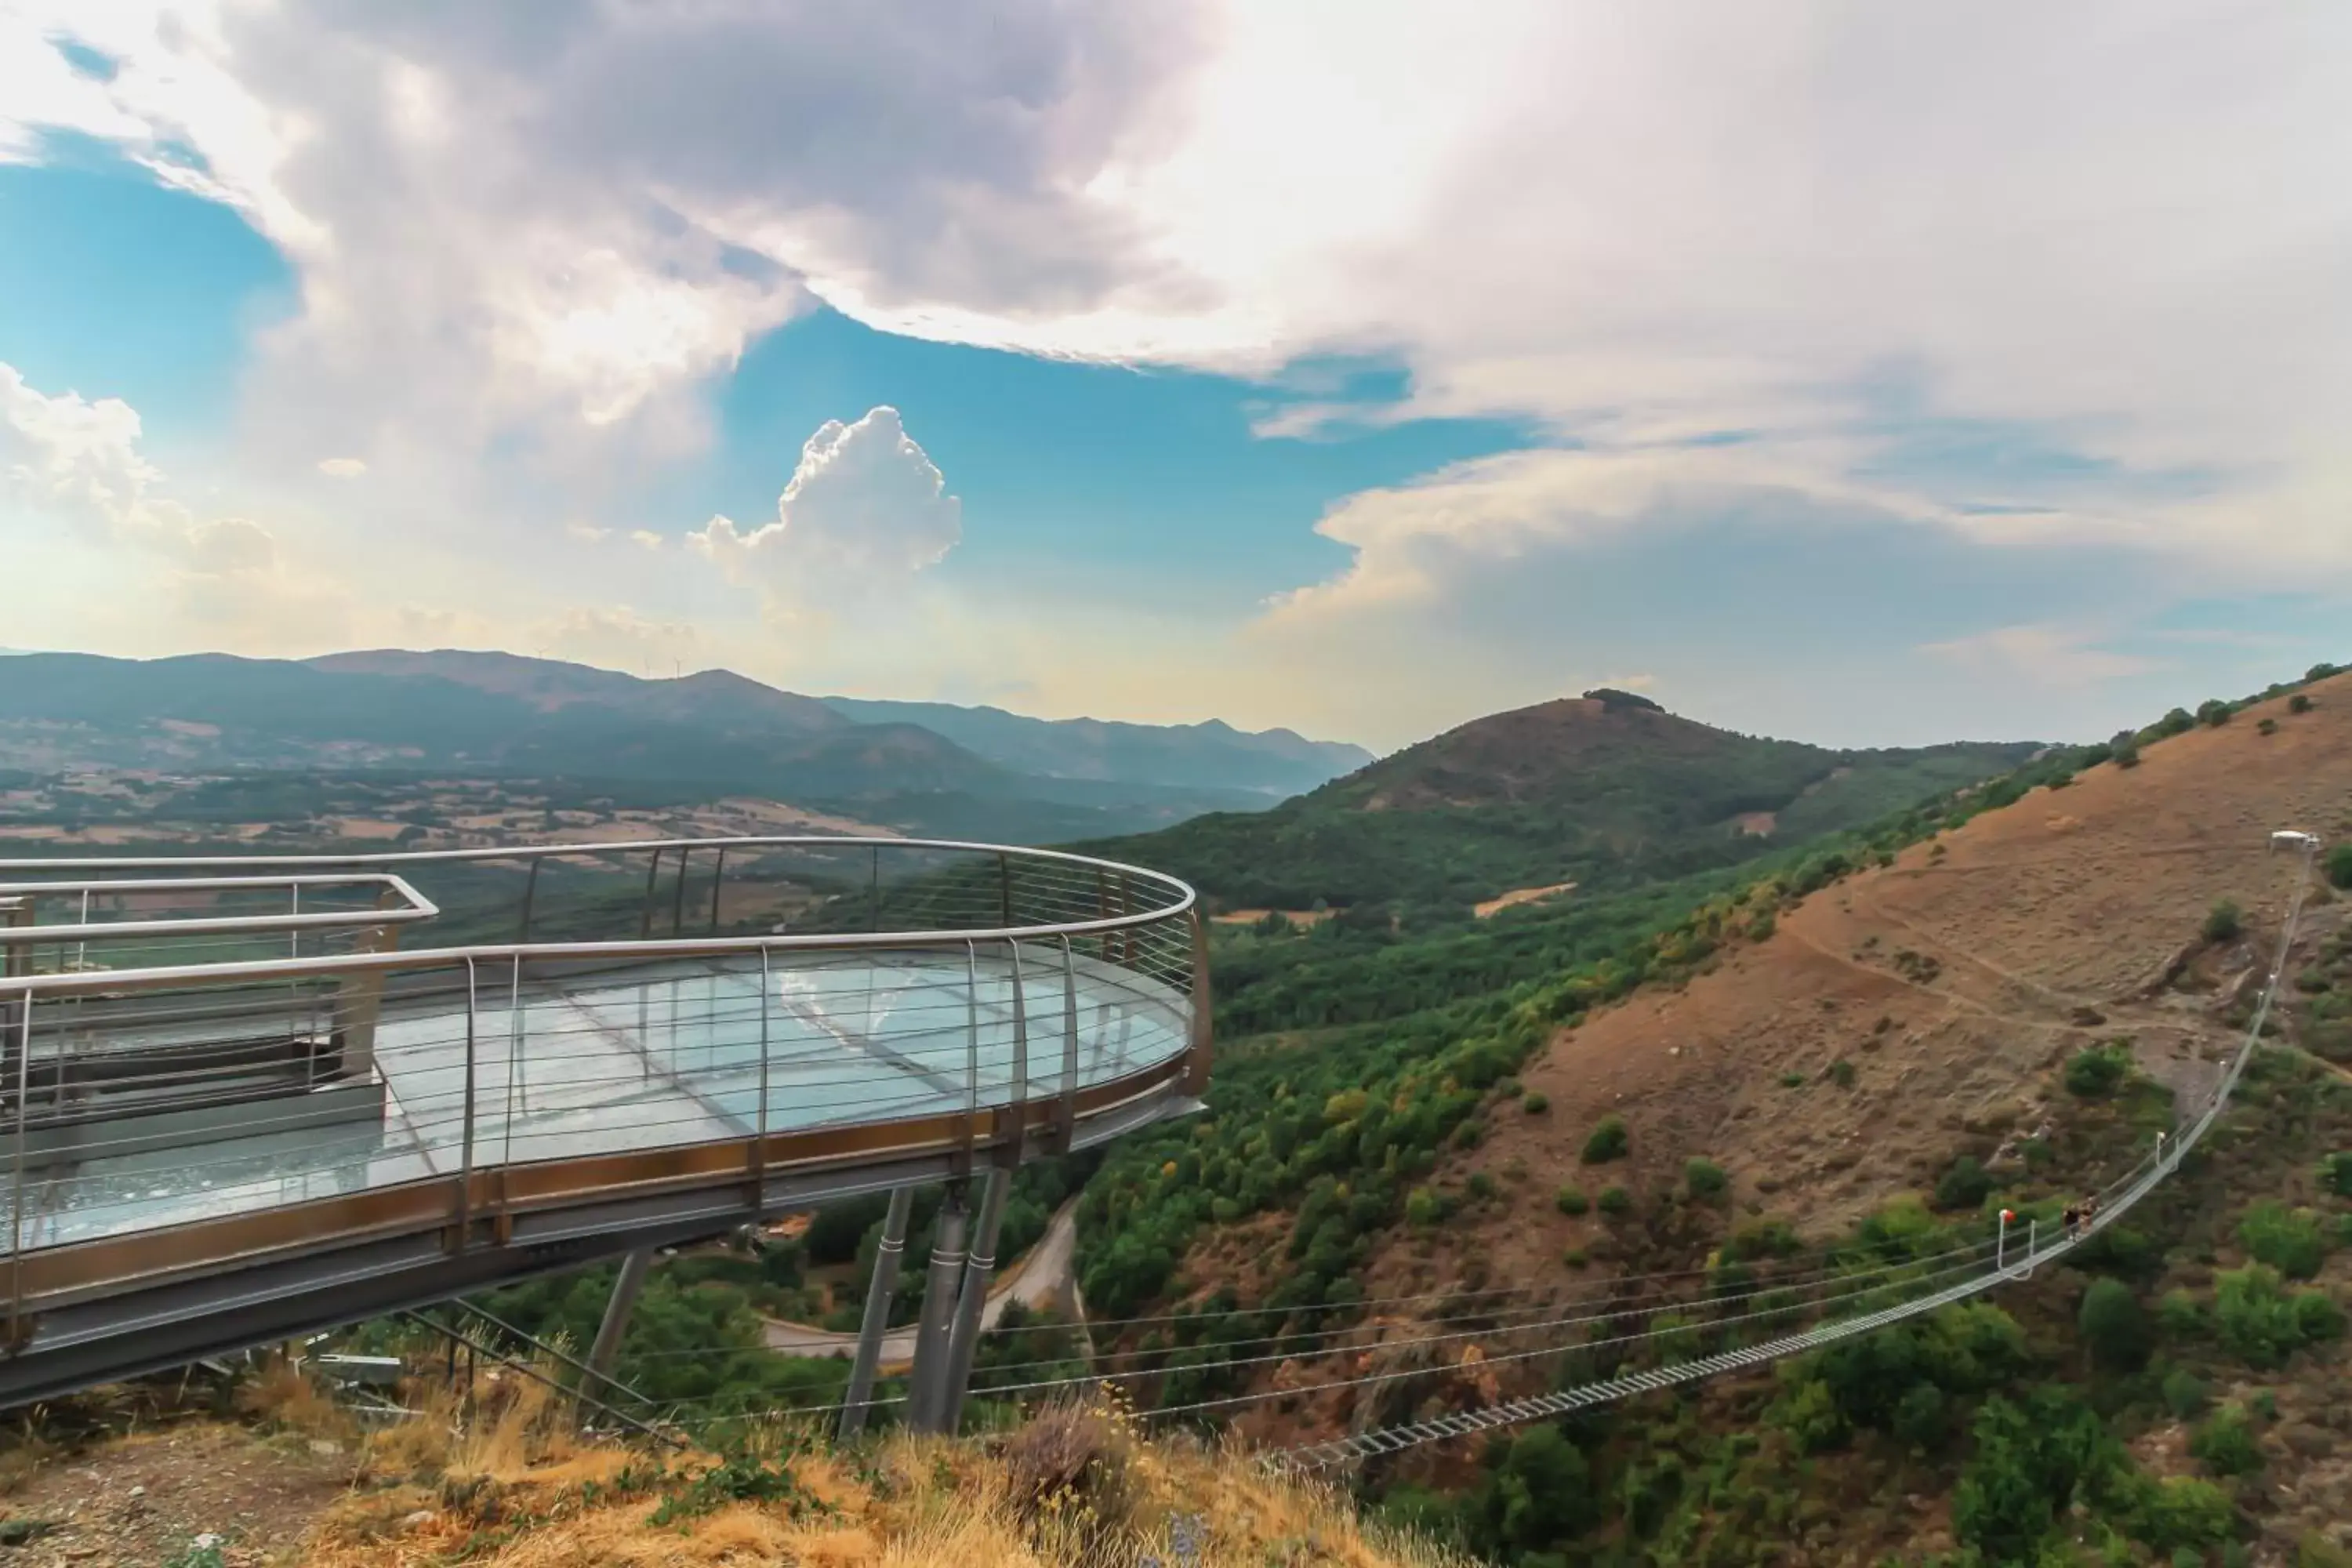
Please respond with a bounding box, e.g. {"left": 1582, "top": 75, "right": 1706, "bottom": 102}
{"left": 838, "top": 1185, "right": 915, "bottom": 1441}
{"left": 586, "top": 1248, "right": 654, "bottom": 1381}
{"left": 907, "top": 1182, "right": 969, "bottom": 1432}
{"left": 938, "top": 1167, "right": 1011, "bottom": 1435}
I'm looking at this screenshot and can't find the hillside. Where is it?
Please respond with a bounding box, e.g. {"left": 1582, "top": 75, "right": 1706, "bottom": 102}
{"left": 0, "top": 1397, "right": 1454, "bottom": 1568}
{"left": 1069, "top": 665, "right": 2352, "bottom": 1563}
{"left": 1083, "top": 689, "right": 2038, "bottom": 912}
{"left": 824, "top": 695, "right": 1372, "bottom": 797}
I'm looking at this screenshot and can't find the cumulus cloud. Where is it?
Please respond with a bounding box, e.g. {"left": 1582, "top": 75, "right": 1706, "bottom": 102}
{"left": 532, "top": 603, "right": 702, "bottom": 672}
{"left": 1918, "top": 626, "right": 2163, "bottom": 687}
{"left": 1, "top": 360, "right": 348, "bottom": 637}
{"left": 316, "top": 456, "right": 367, "bottom": 477}
{"left": 691, "top": 406, "right": 961, "bottom": 608}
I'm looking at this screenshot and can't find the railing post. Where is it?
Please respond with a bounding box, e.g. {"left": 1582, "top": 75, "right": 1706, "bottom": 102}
{"left": 1181, "top": 909, "right": 1214, "bottom": 1095}
{"left": 1051, "top": 935, "right": 1080, "bottom": 1153}
{"left": 1005, "top": 941, "right": 1029, "bottom": 1162}
{"left": 670, "top": 846, "right": 691, "bottom": 937}
{"left": 840, "top": 1185, "right": 914, "bottom": 1441}
{"left": 909, "top": 1182, "right": 970, "bottom": 1432}
{"left": 941, "top": 1167, "right": 1011, "bottom": 1434}
{"left": 752, "top": 945, "right": 772, "bottom": 1200}
{"left": 456, "top": 956, "right": 477, "bottom": 1252}
{"left": 517, "top": 858, "right": 542, "bottom": 944}
{"left": 871, "top": 845, "right": 882, "bottom": 933}
{"left": 638, "top": 848, "right": 664, "bottom": 940}
{"left": 9, "top": 985, "right": 31, "bottom": 1343}
{"left": 708, "top": 848, "right": 728, "bottom": 935}
{"left": 998, "top": 854, "right": 1013, "bottom": 931}
{"left": 958, "top": 942, "right": 979, "bottom": 1179}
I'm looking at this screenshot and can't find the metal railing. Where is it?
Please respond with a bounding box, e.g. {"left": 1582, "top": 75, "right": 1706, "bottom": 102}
{"left": 0, "top": 838, "right": 1209, "bottom": 1356}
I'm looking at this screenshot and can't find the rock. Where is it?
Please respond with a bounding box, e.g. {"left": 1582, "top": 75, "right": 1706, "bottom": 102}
{"left": 0, "top": 1519, "right": 59, "bottom": 1544}
{"left": 402, "top": 1510, "right": 437, "bottom": 1530}
{"left": 126, "top": 1486, "right": 146, "bottom": 1501}
{"left": 307, "top": 1439, "right": 342, "bottom": 1457}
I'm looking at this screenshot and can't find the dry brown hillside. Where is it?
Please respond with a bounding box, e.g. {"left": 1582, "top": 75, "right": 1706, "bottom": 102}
{"left": 1358, "top": 671, "right": 2352, "bottom": 1301}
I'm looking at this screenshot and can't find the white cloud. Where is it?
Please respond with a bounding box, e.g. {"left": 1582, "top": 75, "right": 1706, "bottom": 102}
{"left": 316, "top": 456, "right": 367, "bottom": 477}
{"left": 691, "top": 406, "right": 961, "bottom": 608}
{"left": 1919, "top": 626, "right": 2163, "bottom": 687}
{"left": 630, "top": 529, "right": 665, "bottom": 551}
{"left": 531, "top": 603, "right": 702, "bottom": 672}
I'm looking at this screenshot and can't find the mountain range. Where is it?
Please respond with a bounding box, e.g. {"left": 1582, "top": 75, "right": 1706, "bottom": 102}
{"left": 0, "top": 648, "right": 1372, "bottom": 841}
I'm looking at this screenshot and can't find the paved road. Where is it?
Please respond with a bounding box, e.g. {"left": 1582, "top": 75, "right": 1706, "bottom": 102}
{"left": 762, "top": 1199, "right": 1082, "bottom": 1365}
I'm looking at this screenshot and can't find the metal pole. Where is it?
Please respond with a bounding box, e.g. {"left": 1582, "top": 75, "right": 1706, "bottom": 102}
{"left": 940, "top": 1167, "right": 1011, "bottom": 1433}
{"left": 840, "top": 1185, "right": 915, "bottom": 1440}
{"left": 1006, "top": 941, "right": 1029, "bottom": 1160}
{"left": 753, "top": 944, "right": 771, "bottom": 1196}
{"left": 1054, "top": 935, "right": 1080, "bottom": 1152}
{"left": 457, "top": 956, "right": 477, "bottom": 1250}
{"left": 587, "top": 1248, "right": 655, "bottom": 1381}
{"left": 9, "top": 987, "right": 31, "bottom": 1338}
{"left": 638, "top": 848, "right": 664, "bottom": 941}
{"left": 909, "top": 1183, "right": 970, "bottom": 1432}
{"left": 998, "top": 854, "right": 1013, "bottom": 930}
{"left": 517, "top": 858, "right": 542, "bottom": 944}
{"left": 670, "top": 847, "right": 691, "bottom": 937}
{"left": 870, "top": 846, "right": 881, "bottom": 933}
{"left": 708, "top": 848, "right": 727, "bottom": 934}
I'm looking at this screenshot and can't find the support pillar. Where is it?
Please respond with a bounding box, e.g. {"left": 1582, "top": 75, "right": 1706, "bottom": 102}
{"left": 838, "top": 1186, "right": 915, "bottom": 1441}
{"left": 586, "top": 1248, "right": 654, "bottom": 1383}
{"left": 907, "top": 1182, "right": 969, "bottom": 1432}
{"left": 939, "top": 1167, "right": 1011, "bottom": 1435}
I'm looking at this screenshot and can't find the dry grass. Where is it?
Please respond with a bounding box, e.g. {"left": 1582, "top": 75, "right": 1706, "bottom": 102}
{"left": 289, "top": 1390, "right": 1467, "bottom": 1568}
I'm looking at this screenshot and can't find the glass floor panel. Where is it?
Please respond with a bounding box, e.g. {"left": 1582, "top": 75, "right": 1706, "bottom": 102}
{"left": 5, "top": 949, "right": 1189, "bottom": 1254}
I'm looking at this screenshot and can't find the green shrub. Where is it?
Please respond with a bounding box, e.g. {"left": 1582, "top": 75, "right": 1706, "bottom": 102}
{"left": 1778, "top": 1071, "right": 1805, "bottom": 1089}
{"left": 2214, "top": 1264, "right": 2334, "bottom": 1368}
{"left": 1405, "top": 1186, "right": 1443, "bottom": 1226}
{"left": 2258, "top": 717, "right": 2278, "bottom": 735}
{"left": 2159, "top": 1289, "right": 2207, "bottom": 1338}
{"left": 1562, "top": 1247, "right": 1587, "bottom": 1268}
{"left": 2065, "top": 1041, "right": 2133, "bottom": 1097}
{"left": 2240, "top": 1201, "right": 2330, "bottom": 1280}
{"left": 1581, "top": 1115, "right": 1628, "bottom": 1163}
{"left": 1771, "top": 1377, "right": 1848, "bottom": 1454}
{"left": 1555, "top": 1185, "right": 1589, "bottom": 1216}
{"left": 1466, "top": 1171, "right": 1497, "bottom": 1201}
{"left": 1827, "top": 1058, "right": 1857, "bottom": 1090}
{"left": 1891, "top": 1381, "right": 1949, "bottom": 1450}
{"left": 2204, "top": 900, "right": 2243, "bottom": 942}
{"left": 2125, "top": 1475, "right": 2238, "bottom": 1554}
{"left": 1935, "top": 1156, "right": 1993, "bottom": 1212}
{"left": 2324, "top": 1152, "right": 2352, "bottom": 1200}
{"left": 2189, "top": 1405, "right": 2263, "bottom": 1477}
{"left": 1522, "top": 1091, "right": 1549, "bottom": 1115}
{"left": 2197, "top": 698, "right": 2233, "bottom": 728}
{"left": 2161, "top": 1367, "right": 2209, "bottom": 1419}
{"left": 1597, "top": 1185, "right": 1632, "bottom": 1216}
{"left": 2078, "top": 1277, "right": 2151, "bottom": 1371}
{"left": 2289, "top": 692, "right": 2314, "bottom": 714}
{"left": 1685, "top": 1158, "right": 1729, "bottom": 1200}
{"left": 2329, "top": 843, "right": 2352, "bottom": 891}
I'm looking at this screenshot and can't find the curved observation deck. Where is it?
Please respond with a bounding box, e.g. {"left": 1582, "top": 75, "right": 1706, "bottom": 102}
{"left": 0, "top": 837, "right": 1207, "bottom": 1405}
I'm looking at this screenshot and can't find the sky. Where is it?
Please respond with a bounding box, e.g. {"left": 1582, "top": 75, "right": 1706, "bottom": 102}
{"left": 2, "top": 2, "right": 2347, "bottom": 756}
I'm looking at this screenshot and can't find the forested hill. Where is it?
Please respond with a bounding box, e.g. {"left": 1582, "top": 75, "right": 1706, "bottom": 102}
{"left": 1078, "top": 688, "right": 2040, "bottom": 913}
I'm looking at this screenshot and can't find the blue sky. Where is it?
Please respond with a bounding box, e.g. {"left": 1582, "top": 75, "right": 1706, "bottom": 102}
{"left": 2, "top": 5, "right": 2345, "bottom": 753}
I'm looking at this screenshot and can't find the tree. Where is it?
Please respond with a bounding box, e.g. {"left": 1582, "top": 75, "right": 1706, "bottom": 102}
{"left": 1934, "top": 1156, "right": 1992, "bottom": 1211}
{"left": 2239, "top": 1200, "right": 2329, "bottom": 1280}
{"left": 2065, "top": 1042, "right": 2132, "bottom": 1098}
{"left": 2328, "top": 843, "right": 2352, "bottom": 891}
{"left": 2078, "top": 1278, "right": 2151, "bottom": 1371}
{"left": 2196, "top": 698, "right": 2233, "bottom": 727}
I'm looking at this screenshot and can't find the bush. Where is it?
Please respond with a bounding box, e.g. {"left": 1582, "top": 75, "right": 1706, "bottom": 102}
{"left": 1581, "top": 1116, "right": 1628, "bottom": 1164}
{"left": 2240, "top": 1201, "right": 2330, "bottom": 1280}
{"left": 1827, "top": 1058, "right": 1857, "bottom": 1090}
{"left": 1466, "top": 1171, "right": 1497, "bottom": 1201}
{"left": 1891, "top": 1381, "right": 1949, "bottom": 1450}
{"left": 2159, "top": 1289, "right": 2206, "bottom": 1338}
{"left": 2323, "top": 1152, "right": 2352, "bottom": 1200}
{"left": 1554, "top": 1185, "right": 1589, "bottom": 1216}
{"left": 1405, "top": 1186, "right": 1443, "bottom": 1226}
{"left": 2290, "top": 692, "right": 2314, "bottom": 714}
{"left": 1522, "top": 1091, "right": 1549, "bottom": 1115}
{"left": 2125, "top": 1475, "right": 2237, "bottom": 1554}
{"left": 2204, "top": 900, "right": 2243, "bottom": 942}
{"left": 2329, "top": 844, "right": 2352, "bottom": 891}
{"left": 1597, "top": 1185, "right": 1632, "bottom": 1216}
{"left": 2259, "top": 717, "right": 2278, "bottom": 735}
{"left": 1685, "top": 1158, "right": 1729, "bottom": 1200}
{"left": 1778, "top": 1071, "right": 1805, "bottom": 1089}
{"left": 1935, "top": 1156, "right": 1993, "bottom": 1212}
{"left": 2214, "top": 1264, "right": 2339, "bottom": 1368}
{"left": 2197, "top": 699, "right": 2233, "bottom": 728}
{"left": 2189, "top": 1406, "right": 2263, "bottom": 1477}
{"left": 2079, "top": 1278, "right": 2151, "bottom": 1371}
{"left": 2065, "top": 1041, "right": 2133, "bottom": 1098}
{"left": 2161, "top": 1367, "right": 2209, "bottom": 1419}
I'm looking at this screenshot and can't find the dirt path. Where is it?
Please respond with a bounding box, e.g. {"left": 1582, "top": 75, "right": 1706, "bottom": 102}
{"left": 762, "top": 1198, "right": 1083, "bottom": 1363}
{"left": 0, "top": 1422, "right": 351, "bottom": 1566}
